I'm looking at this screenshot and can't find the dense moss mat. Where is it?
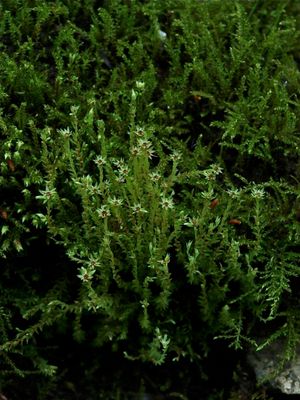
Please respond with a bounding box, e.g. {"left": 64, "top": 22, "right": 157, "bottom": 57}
{"left": 0, "top": 0, "right": 299, "bottom": 398}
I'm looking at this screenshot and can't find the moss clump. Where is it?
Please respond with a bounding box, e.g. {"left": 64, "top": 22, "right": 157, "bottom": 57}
{"left": 0, "top": 0, "right": 299, "bottom": 398}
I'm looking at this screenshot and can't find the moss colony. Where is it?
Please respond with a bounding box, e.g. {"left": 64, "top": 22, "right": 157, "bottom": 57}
{"left": 0, "top": 0, "right": 299, "bottom": 398}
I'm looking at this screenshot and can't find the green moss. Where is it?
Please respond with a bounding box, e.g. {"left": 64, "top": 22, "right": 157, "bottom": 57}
{"left": 0, "top": 0, "right": 299, "bottom": 397}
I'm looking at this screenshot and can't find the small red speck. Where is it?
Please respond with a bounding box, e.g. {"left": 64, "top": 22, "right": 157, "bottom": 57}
{"left": 7, "top": 159, "right": 15, "bottom": 172}
{"left": 209, "top": 199, "right": 219, "bottom": 209}
{"left": 228, "top": 219, "right": 241, "bottom": 225}
{"left": 0, "top": 209, "right": 8, "bottom": 220}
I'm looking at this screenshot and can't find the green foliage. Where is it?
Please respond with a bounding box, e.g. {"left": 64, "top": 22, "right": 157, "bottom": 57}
{"left": 0, "top": 0, "right": 299, "bottom": 397}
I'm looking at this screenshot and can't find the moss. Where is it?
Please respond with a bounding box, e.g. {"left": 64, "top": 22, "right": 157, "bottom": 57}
{"left": 0, "top": 0, "right": 299, "bottom": 397}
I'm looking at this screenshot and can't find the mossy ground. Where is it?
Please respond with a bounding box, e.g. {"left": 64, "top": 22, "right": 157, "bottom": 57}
{"left": 0, "top": 0, "right": 299, "bottom": 399}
